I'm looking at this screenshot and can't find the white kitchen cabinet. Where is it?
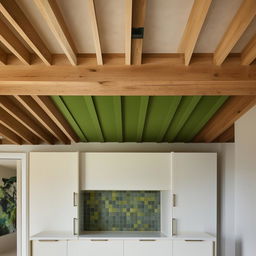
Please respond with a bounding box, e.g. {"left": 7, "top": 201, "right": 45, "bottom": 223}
{"left": 173, "top": 240, "right": 214, "bottom": 256}
{"left": 67, "top": 240, "right": 123, "bottom": 256}
{"left": 30, "top": 152, "right": 79, "bottom": 236}
{"left": 81, "top": 152, "right": 170, "bottom": 190}
{"left": 124, "top": 240, "right": 172, "bottom": 256}
{"left": 33, "top": 240, "right": 67, "bottom": 256}
{"left": 171, "top": 153, "right": 217, "bottom": 235}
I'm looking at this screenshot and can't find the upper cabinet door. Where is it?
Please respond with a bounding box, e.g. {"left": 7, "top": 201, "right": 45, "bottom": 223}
{"left": 81, "top": 153, "right": 171, "bottom": 190}
{"left": 30, "top": 152, "right": 79, "bottom": 236}
{"left": 171, "top": 153, "right": 217, "bottom": 236}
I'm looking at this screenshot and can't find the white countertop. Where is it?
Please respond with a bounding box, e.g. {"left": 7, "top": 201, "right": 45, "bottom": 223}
{"left": 31, "top": 231, "right": 216, "bottom": 241}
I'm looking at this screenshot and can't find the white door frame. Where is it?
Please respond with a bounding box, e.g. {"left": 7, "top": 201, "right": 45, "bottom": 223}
{"left": 0, "top": 153, "right": 28, "bottom": 256}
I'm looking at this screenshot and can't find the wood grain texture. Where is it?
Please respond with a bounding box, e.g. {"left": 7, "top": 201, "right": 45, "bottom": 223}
{"left": 0, "top": 0, "right": 52, "bottom": 65}
{"left": 0, "top": 55, "right": 255, "bottom": 95}
{"left": 193, "top": 96, "right": 256, "bottom": 142}
{"left": 0, "top": 107, "right": 40, "bottom": 144}
{"left": 0, "top": 19, "right": 30, "bottom": 65}
{"left": 33, "top": 0, "right": 77, "bottom": 65}
{"left": 14, "top": 96, "right": 70, "bottom": 144}
{"left": 32, "top": 96, "right": 80, "bottom": 142}
{"left": 131, "top": 0, "right": 147, "bottom": 65}
{"left": 214, "top": 125, "right": 234, "bottom": 143}
{"left": 87, "top": 0, "right": 103, "bottom": 65}
{"left": 125, "top": 0, "right": 133, "bottom": 65}
{"left": 241, "top": 34, "right": 256, "bottom": 65}
{"left": 0, "top": 123, "right": 22, "bottom": 145}
{"left": 0, "top": 47, "right": 7, "bottom": 65}
{"left": 214, "top": 0, "right": 256, "bottom": 65}
{"left": 178, "top": 0, "right": 213, "bottom": 65}
{"left": 0, "top": 96, "right": 56, "bottom": 144}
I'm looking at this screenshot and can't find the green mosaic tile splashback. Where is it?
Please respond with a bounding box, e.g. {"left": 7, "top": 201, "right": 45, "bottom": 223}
{"left": 83, "top": 191, "right": 160, "bottom": 231}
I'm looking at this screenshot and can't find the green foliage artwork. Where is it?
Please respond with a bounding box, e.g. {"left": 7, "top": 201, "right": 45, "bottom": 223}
{"left": 0, "top": 177, "right": 16, "bottom": 236}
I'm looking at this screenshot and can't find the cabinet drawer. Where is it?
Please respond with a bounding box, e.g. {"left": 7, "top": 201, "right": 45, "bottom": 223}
{"left": 124, "top": 240, "right": 171, "bottom": 256}
{"left": 33, "top": 240, "right": 67, "bottom": 256}
{"left": 68, "top": 240, "right": 123, "bottom": 256}
{"left": 173, "top": 240, "right": 213, "bottom": 256}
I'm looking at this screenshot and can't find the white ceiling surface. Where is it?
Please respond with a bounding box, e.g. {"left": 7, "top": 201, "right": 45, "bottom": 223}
{"left": 17, "top": 0, "right": 256, "bottom": 54}
{"left": 0, "top": 160, "right": 17, "bottom": 171}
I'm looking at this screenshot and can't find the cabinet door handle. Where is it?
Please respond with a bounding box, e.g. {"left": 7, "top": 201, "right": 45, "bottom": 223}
{"left": 185, "top": 240, "right": 204, "bottom": 242}
{"left": 73, "top": 192, "right": 78, "bottom": 207}
{"left": 90, "top": 239, "right": 109, "bottom": 242}
{"left": 73, "top": 218, "right": 78, "bottom": 235}
{"left": 172, "top": 194, "right": 176, "bottom": 207}
{"left": 172, "top": 218, "right": 177, "bottom": 236}
{"left": 139, "top": 239, "right": 156, "bottom": 242}
{"left": 38, "top": 240, "right": 59, "bottom": 242}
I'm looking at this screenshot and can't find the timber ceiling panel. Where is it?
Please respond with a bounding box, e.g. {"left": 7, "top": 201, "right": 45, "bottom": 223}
{"left": 0, "top": 95, "right": 256, "bottom": 145}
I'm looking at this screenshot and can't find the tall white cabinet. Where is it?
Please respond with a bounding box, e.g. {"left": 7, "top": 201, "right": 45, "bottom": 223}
{"left": 29, "top": 152, "right": 79, "bottom": 236}
{"left": 171, "top": 153, "right": 217, "bottom": 236}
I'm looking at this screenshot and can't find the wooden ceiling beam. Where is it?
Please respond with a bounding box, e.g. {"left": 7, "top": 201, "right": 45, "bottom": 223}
{"left": 0, "top": 55, "right": 255, "bottom": 95}
{"left": 32, "top": 96, "right": 80, "bottom": 143}
{"left": 125, "top": 0, "right": 132, "bottom": 65}
{"left": 214, "top": 0, "right": 256, "bottom": 65}
{"left": 0, "top": 47, "right": 7, "bottom": 65}
{"left": 131, "top": 0, "right": 147, "bottom": 65}
{"left": 193, "top": 96, "right": 256, "bottom": 142}
{"left": 0, "top": 19, "right": 30, "bottom": 65}
{"left": 0, "top": 107, "right": 40, "bottom": 144}
{"left": 178, "top": 0, "right": 213, "bottom": 65}
{"left": 33, "top": 0, "right": 77, "bottom": 65}
{"left": 0, "top": 123, "right": 22, "bottom": 145}
{"left": 214, "top": 125, "right": 234, "bottom": 143}
{"left": 0, "top": 96, "right": 56, "bottom": 144}
{"left": 241, "top": 34, "right": 256, "bottom": 65}
{"left": 87, "top": 0, "right": 103, "bottom": 65}
{"left": 0, "top": 0, "right": 52, "bottom": 65}
{"left": 14, "top": 96, "right": 70, "bottom": 144}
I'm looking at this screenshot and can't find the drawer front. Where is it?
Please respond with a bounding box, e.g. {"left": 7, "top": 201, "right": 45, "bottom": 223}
{"left": 33, "top": 240, "right": 67, "bottom": 256}
{"left": 68, "top": 240, "right": 123, "bottom": 256}
{"left": 173, "top": 240, "right": 213, "bottom": 256}
{"left": 124, "top": 240, "right": 172, "bottom": 256}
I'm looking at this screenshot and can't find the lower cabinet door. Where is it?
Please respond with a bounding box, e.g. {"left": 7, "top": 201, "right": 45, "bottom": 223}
{"left": 67, "top": 240, "right": 123, "bottom": 256}
{"left": 33, "top": 240, "right": 67, "bottom": 256}
{"left": 124, "top": 240, "right": 172, "bottom": 256}
{"left": 173, "top": 240, "right": 213, "bottom": 256}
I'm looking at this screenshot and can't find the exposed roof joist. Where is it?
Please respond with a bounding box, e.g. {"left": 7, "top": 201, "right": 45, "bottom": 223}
{"left": 0, "top": 0, "right": 52, "bottom": 65}
{"left": 194, "top": 96, "right": 256, "bottom": 142}
{"left": 131, "top": 0, "right": 147, "bottom": 65}
{"left": 0, "top": 47, "right": 7, "bottom": 65}
{"left": 178, "top": 0, "right": 213, "bottom": 65}
{"left": 214, "top": 0, "right": 256, "bottom": 65}
{"left": 32, "top": 96, "right": 80, "bottom": 143}
{"left": 87, "top": 0, "right": 103, "bottom": 65}
{"left": 241, "top": 34, "right": 256, "bottom": 65}
{"left": 0, "top": 55, "right": 255, "bottom": 95}
{"left": 0, "top": 18, "right": 30, "bottom": 65}
{"left": 33, "top": 0, "right": 77, "bottom": 65}
{"left": 0, "top": 96, "right": 56, "bottom": 144}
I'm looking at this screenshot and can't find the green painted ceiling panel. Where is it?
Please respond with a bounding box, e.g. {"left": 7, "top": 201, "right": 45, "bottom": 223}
{"left": 60, "top": 96, "right": 104, "bottom": 142}
{"left": 93, "top": 96, "right": 123, "bottom": 142}
{"left": 164, "top": 96, "right": 202, "bottom": 142}
{"left": 175, "top": 96, "right": 229, "bottom": 142}
{"left": 52, "top": 96, "right": 229, "bottom": 143}
{"left": 142, "top": 96, "right": 182, "bottom": 142}
{"left": 51, "top": 96, "right": 87, "bottom": 141}
{"left": 122, "top": 96, "right": 149, "bottom": 142}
